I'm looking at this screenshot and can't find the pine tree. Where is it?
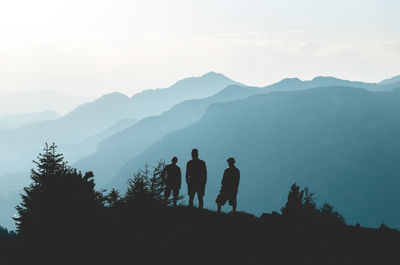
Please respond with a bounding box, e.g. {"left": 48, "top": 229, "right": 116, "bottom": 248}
{"left": 0, "top": 225, "right": 16, "bottom": 243}
{"left": 124, "top": 160, "right": 181, "bottom": 208}
{"left": 105, "top": 189, "right": 122, "bottom": 208}
{"left": 281, "top": 183, "right": 345, "bottom": 225}
{"left": 14, "top": 143, "right": 104, "bottom": 239}
{"left": 319, "top": 202, "right": 345, "bottom": 225}
{"left": 281, "top": 183, "right": 319, "bottom": 221}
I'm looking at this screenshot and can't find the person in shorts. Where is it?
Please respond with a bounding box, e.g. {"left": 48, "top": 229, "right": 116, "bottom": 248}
{"left": 216, "top": 157, "right": 240, "bottom": 213}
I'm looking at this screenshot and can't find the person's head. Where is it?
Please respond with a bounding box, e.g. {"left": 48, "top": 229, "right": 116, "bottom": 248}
{"left": 171, "top": 156, "right": 178, "bottom": 164}
{"left": 191, "top": 148, "right": 199, "bottom": 159}
{"left": 227, "top": 157, "right": 235, "bottom": 167}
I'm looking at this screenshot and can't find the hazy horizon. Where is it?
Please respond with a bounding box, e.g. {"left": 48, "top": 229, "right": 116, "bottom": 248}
{"left": 1, "top": 72, "right": 399, "bottom": 99}
{"left": 1, "top": 0, "right": 399, "bottom": 98}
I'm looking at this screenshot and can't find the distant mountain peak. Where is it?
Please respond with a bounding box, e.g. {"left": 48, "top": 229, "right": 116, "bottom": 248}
{"left": 279, "top": 77, "right": 302, "bottom": 84}
{"left": 311, "top": 76, "right": 343, "bottom": 82}
{"left": 154, "top": 72, "right": 241, "bottom": 94}
{"left": 95, "top": 92, "right": 129, "bottom": 102}
{"left": 99, "top": 92, "right": 129, "bottom": 99}
{"left": 177, "top": 72, "right": 236, "bottom": 84}
{"left": 202, "top": 71, "right": 218, "bottom": 76}
{"left": 201, "top": 71, "right": 225, "bottom": 78}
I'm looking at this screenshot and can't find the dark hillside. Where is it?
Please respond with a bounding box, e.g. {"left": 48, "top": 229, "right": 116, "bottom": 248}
{"left": 2, "top": 206, "right": 399, "bottom": 265}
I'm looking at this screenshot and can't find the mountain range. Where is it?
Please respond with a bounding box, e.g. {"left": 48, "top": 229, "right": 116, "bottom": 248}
{"left": 1, "top": 73, "right": 400, "bottom": 229}
{"left": 75, "top": 75, "right": 400, "bottom": 188}
{"left": 110, "top": 86, "right": 400, "bottom": 228}
{"left": 0, "top": 72, "right": 240, "bottom": 229}
{"left": 0, "top": 72, "right": 239, "bottom": 173}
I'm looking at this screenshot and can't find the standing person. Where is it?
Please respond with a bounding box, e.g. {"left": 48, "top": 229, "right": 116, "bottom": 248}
{"left": 186, "top": 149, "right": 207, "bottom": 209}
{"left": 161, "top": 156, "right": 181, "bottom": 207}
{"left": 216, "top": 157, "right": 240, "bottom": 213}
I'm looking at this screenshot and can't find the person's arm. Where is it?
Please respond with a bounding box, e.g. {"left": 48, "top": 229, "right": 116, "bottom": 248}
{"left": 235, "top": 169, "right": 240, "bottom": 193}
{"left": 178, "top": 167, "right": 182, "bottom": 189}
{"left": 203, "top": 161, "right": 207, "bottom": 184}
{"left": 185, "top": 162, "right": 190, "bottom": 185}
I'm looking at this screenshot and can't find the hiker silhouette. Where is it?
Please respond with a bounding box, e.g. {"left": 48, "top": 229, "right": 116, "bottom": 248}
{"left": 186, "top": 149, "right": 207, "bottom": 209}
{"left": 216, "top": 157, "right": 240, "bottom": 213}
{"left": 161, "top": 156, "right": 182, "bottom": 206}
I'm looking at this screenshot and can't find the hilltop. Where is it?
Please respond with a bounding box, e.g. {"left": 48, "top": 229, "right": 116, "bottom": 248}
{"left": 2, "top": 206, "right": 399, "bottom": 265}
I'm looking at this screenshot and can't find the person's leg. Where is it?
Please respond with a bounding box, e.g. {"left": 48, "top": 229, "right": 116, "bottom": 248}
{"left": 188, "top": 184, "right": 194, "bottom": 207}
{"left": 216, "top": 193, "right": 225, "bottom": 213}
{"left": 230, "top": 194, "right": 237, "bottom": 213}
{"left": 172, "top": 188, "right": 179, "bottom": 207}
{"left": 198, "top": 195, "right": 204, "bottom": 209}
{"left": 198, "top": 184, "right": 205, "bottom": 209}
{"left": 189, "top": 193, "right": 194, "bottom": 207}
{"left": 164, "top": 187, "right": 172, "bottom": 204}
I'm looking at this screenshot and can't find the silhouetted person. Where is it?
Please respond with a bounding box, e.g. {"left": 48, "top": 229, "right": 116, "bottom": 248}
{"left": 161, "top": 156, "right": 181, "bottom": 206}
{"left": 216, "top": 157, "right": 240, "bottom": 213}
{"left": 186, "top": 149, "right": 207, "bottom": 209}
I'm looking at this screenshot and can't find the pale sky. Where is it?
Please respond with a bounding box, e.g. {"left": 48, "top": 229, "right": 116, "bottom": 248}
{"left": 0, "top": 0, "right": 399, "bottom": 97}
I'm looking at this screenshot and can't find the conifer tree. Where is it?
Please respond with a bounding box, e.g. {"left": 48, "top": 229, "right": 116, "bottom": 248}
{"left": 124, "top": 161, "right": 182, "bottom": 208}
{"left": 14, "top": 143, "right": 104, "bottom": 239}
{"left": 281, "top": 183, "right": 345, "bottom": 224}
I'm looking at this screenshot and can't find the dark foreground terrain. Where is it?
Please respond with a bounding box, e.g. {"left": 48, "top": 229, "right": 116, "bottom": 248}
{"left": 1, "top": 206, "right": 399, "bottom": 265}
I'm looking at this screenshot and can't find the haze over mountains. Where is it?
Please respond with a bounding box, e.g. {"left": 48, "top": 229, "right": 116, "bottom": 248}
{"left": 0, "top": 110, "right": 61, "bottom": 130}
{"left": 75, "top": 75, "right": 400, "bottom": 187}
{"left": 0, "top": 90, "right": 91, "bottom": 116}
{"left": 0, "top": 72, "right": 239, "bottom": 172}
{"left": 110, "top": 86, "right": 400, "bottom": 228}
{"left": 1, "top": 72, "right": 400, "bottom": 229}
{"left": 74, "top": 84, "right": 262, "bottom": 186}
{"left": 0, "top": 72, "right": 240, "bottom": 228}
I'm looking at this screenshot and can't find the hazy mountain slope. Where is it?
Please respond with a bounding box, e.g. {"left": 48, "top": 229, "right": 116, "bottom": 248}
{"left": 0, "top": 110, "right": 60, "bottom": 130}
{"left": 0, "top": 73, "right": 239, "bottom": 175}
{"left": 0, "top": 172, "right": 26, "bottom": 229}
{"left": 111, "top": 86, "right": 400, "bottom": 228}
{"left": 0, "top": 118, "right": 138, "bottom": 230}
{"left": 379, "top": 75, "right": 400, "bottom": 85}
{"left": 75, "top": 75, "right": 400, "bottom": 187}
{"left": 0, "top": 72, "right": 240, "bottom": 228}
{"left": 0, "top": 90, "right": 91, "bottom": 116}
{"left": 127, "top": 71, "right": 243, "bottom": 118}
{"left": 0, "top": 92, "right": 132, "bottom": 174}
{"left": 62, "top": 118, "right": 139, "bottom": 164}
{"left": 75, "top": 85, "right": 261, "bottom": 187}
{"left": 264, "top": 76, "right": 400, "bottom": 92}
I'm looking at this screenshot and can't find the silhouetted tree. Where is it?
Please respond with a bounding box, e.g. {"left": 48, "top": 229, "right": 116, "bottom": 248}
{"left": 319, "top": 202, "right": 345, "bottom": 225}
{"left": 105, "top": 188, "right": 122, "bottom": 208}
{"left": 124, "top": 161, "right": 182, "bottom": 208}
{"left": 281, "top": 183, "right": 345, "bottom": 225}
{"left": 14, "top": 143, "right": 104, "bottom": 239}
{"left": 281, "top": 183, "right": 319, "bottom": 221}
{"left": 125, "top": 164, "right": 153, "bottom": 207}
{"left": 0, "top": 225, "right": 16, "bottom": 243}
{"left": 281, "top": 183, "right": 303, "bottom": 216}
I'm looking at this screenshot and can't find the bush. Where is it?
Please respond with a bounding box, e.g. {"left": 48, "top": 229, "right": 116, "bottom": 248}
{"left": 281, "top": 183, "right": 345, "bottom": 225}
{"left": 124, "top": 161, "right": 183, "bottom": 208}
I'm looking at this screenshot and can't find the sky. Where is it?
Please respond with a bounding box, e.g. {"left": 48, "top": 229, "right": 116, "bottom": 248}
{"left": 0, "top": 0, "right": 399, "bottom": 97}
